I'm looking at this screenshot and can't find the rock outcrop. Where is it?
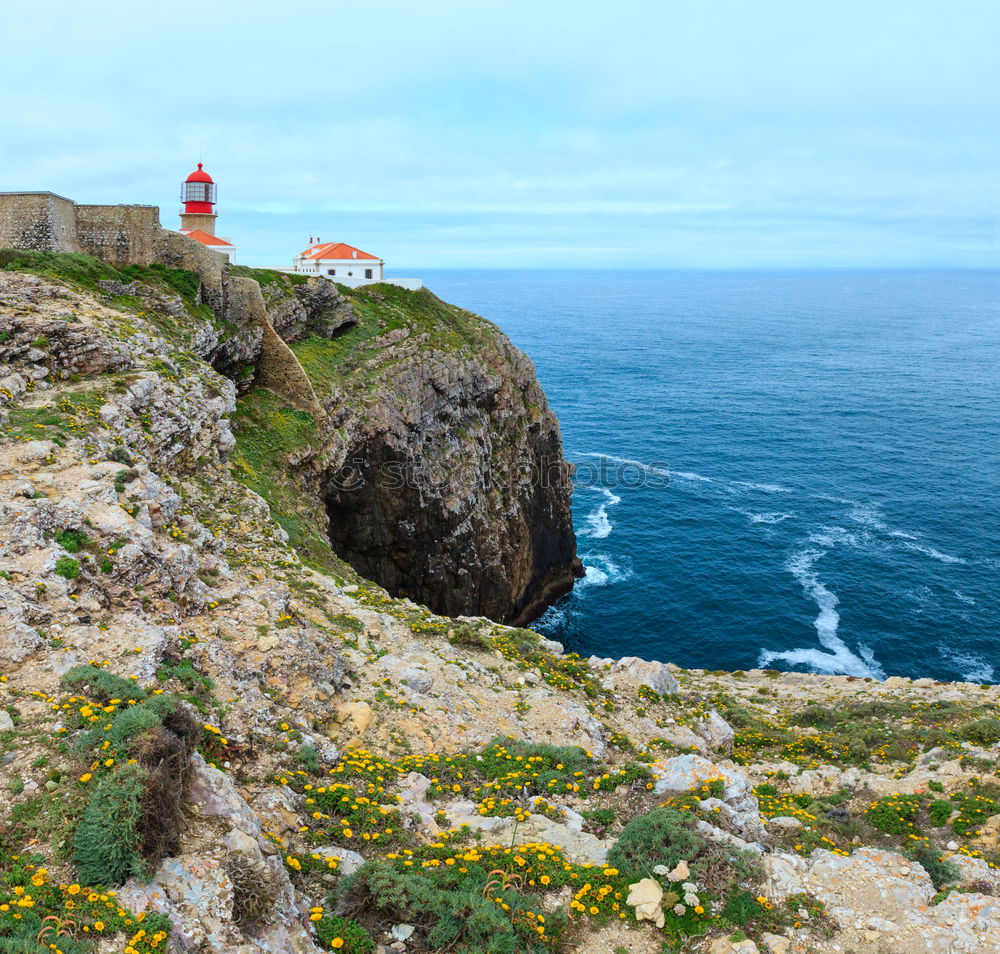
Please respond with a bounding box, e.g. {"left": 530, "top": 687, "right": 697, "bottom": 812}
{"left": 253, "top": 281, "right": 582, "bottom": 625}
{"left": 2, "top": 257, "right": 998, "bottom": 954}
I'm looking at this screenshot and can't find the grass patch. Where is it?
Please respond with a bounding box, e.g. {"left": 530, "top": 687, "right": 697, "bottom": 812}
{"left": 229, "top": 387, "right": 343, "bottom": 573}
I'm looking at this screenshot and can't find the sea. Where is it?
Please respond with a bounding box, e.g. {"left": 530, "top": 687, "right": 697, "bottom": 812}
{"left": 411, "top": 269, "right": 1000, "bottom": 684}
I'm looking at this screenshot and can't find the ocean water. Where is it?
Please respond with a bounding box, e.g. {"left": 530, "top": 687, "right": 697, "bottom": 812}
{"left": 415, "top": 269, "right": 1000, "bottom": 683}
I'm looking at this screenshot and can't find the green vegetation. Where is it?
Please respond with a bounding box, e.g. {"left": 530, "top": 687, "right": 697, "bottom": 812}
{"left": 291, "top": 284, "right": 494, "bottom": 399}
{"left": 722, "top": 693, "right": 1000, "bottom": 768}
{"left": 229, "top": 387, "right": 348, "bottom": 573}
{"left": 229, "top": 264, "right": 308, "bottom": 288}
{"left": 0, "top": 249, "right": 120, "bottom": 289}
{"left": 54, "top": 556, "right": 80, "bottom": 580}
{"left": 314, "top": 914, "right": 375, "bottom": 953}
{"left": 71, "top": 762, "right": 147, "bottom": 885}
{"left": 0, "top": 844, "right": 171, "bottom": 953}
{"left": 607, "top": 807, "right": 705, "bottom": 878}
{"left": 2, "top": 388, "right": 106, "bottom": 445}
{"left": 338, "top": 860, "right": 563, "bottom": 954}
{"left": 62, "top": 664, "right": 147, "bottom": 703}
{"left": 55, "top": 528, "right": 89, "bottom": 553}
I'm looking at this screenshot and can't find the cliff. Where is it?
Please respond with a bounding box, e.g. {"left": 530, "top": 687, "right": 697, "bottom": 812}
{"left": 277, "top": 280, "right": 581, "bottom": 624}
{"left": 0, "top": 259, "right": 998, "bottom": 954}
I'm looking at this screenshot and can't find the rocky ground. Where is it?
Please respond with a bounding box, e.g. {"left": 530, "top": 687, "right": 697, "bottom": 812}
{"left": 0, "top": 262, "right": 998, "bottom": 954}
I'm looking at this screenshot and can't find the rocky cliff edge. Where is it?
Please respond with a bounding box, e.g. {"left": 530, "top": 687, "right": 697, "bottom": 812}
{"left": 0, "top": 260, "right": 998, "bottom": 954}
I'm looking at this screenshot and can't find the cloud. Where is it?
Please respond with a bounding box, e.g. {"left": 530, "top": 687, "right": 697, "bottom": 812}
{"left": 1, "top": 0, "right": 998, "bottom": 267}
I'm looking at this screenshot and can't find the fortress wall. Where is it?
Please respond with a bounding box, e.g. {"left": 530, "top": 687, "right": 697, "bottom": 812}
{"left": 0, "top": 193, "right": 81, "bottom": 253}
{"left": 75, "top": 204, "right": 160, "bottom": 268}
{"left": 154, "top": 228, "right": 228, "bottom": 313}
{"left": 0, "top": 192, "right": 310, "bottom": 411}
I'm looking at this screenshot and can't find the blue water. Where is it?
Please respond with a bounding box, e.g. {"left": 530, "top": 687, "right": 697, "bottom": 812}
{"left": 415, "top": 269, "right": 1000, "bottom": 683}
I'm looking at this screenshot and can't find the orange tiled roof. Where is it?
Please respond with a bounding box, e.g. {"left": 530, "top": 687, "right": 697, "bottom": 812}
{"left": 300, "top": 241, "right": 378, "bottom": 261}
{"left": 180, "top": 228, "right": 234, "bottom": 247}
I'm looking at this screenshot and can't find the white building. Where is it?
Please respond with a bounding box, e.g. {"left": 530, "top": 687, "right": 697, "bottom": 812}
{"left": 291, "top": 239, "right": 422, "bottom": 289}
{"left": 292, "top": 241, "right": 384, "bottom": 285}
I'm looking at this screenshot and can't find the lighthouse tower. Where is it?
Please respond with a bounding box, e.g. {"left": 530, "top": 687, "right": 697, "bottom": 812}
{"left": 177, "top": 163, "right": 236, "bottom": 261}
{"left": 179, "top": 163, "right": 218, "bottom": 234}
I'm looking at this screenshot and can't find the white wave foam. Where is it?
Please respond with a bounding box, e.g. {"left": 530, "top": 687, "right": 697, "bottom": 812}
{"left": 758, "top": 547, "right": 885, "bottom": 679}
{"left": 535, "top": 604, "right": 567, "bottom": 632}
{"left": 577, "top": 452, "right": 673, "bottom": 479}
{"left": 576, "top": 452, "right": 788, "bottom": 493}
{"left": 847, "top": 503, "right": 966, "bottom": 564}
{"left": 954, "top": 591, "right": 976, "bottom": 606}
{"left": 940, "top": 647, "right": 995, "bottom": 683}
{"left": 807, "top": 526, "right": 866, "bottom": 549}
{"left": 731, "top": 480, "right": 791, "bottom": 494}
{"left": 733, "top": 509, "right": 794, "bottom": 525}
{"left": 577, "top": 554, "right": 630, "bottom": 589}
{"left": 579, "top": 488, "right": 621, "bottom": 540}
{"left": 847, "top": 502, "right": 891, "bottom": 533}
{"left": 902, "top": 541, "right": 967, "bottom": 565}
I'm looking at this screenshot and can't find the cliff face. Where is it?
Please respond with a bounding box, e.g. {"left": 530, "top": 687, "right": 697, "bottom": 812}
{"left": 260, "top": 282, "right": 582, "bottom": 625}
{"left": 308, "top": 286, "right": 580, "bottom": 624}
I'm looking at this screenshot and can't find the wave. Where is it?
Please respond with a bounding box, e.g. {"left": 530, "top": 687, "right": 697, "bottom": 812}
{"left": 732, "top": 508, "right": 794, "bottom": 525}
{"left": 575, "top": 452, "right": 788, "bottom": 493}
{"left": 578, "top": 487, "right": 621, "bottom": 540}
{"left": 577, "top": 553, "right": 630, "bottom": 589}
{"left": 758, "top": 546, "right": 885, "bottom": 679}
{"left": 901, "top": 541, "right": 967, "bottom": 565}
{"left": 940, "top": 647, "right": 995, "bottom": 683}
{"left": 954, "top": 591, "right": 976, "bottom": 606}
{"left": 847, "top": 502, "right": 966, "bottom": 564}
{"left": 731, "top": 480, "right": 791, "bottom": 494}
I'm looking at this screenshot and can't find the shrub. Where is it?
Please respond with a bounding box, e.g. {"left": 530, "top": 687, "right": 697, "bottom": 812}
{"left": 228, "top": 853, "right": 279, "bottom": 929}
{"left": 55, "top": 529, "right": 89, "bottom": 553}
{"left": 960, "top": 718, "right": 1000, "bottom": 745}
{"left": 720, "top": 889, "right": 763, "bottom": 925}
{"left": 296, "top": 744, "right": 320, "bottom": 773}
{"left": 607, "top": 807, "right": 705, "bottom": 878}
{"left": 338, "top": 860, "right": 562, "bottom": 953}
{"left": 865, "top": 795, "right": 922, "bottom": 835}
{"left": 72, "top": 763, "right": 147, "bottom": 885}
{"left": 928, "top": 799, "right": 954, "bottom": 826}
{"left": 908, "top": 844, "right": 960, "bottom": 890}
{"left": 54, "top": 556, "right": 80, "bottom": 580}
{"left": 61, "top": 664, "right": 147, "bottom": 703}
{"left": 315, "top": 914, "right": 375, "bottom": 953}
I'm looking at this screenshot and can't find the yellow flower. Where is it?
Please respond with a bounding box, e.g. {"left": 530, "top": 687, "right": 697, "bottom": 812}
{"left": 331, "top": 940, "right": 344, "bottom": 950}
{"left": 79, "top": 773, "right": 92, "bottom": 783}
{"left": 67, "top": 884, "right": 81, "bottom": 895}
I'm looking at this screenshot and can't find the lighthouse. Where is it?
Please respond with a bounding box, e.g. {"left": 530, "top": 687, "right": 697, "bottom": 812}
{"left": 178, "top": 163, "right": 236, "bottom": 262}
{"left": 180, "top": 163, "right": 218, "bottom": 234}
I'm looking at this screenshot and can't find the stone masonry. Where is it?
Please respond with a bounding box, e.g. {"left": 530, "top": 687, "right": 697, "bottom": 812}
{"left": 0, "top": 190, "right": 324, "bottom": 418}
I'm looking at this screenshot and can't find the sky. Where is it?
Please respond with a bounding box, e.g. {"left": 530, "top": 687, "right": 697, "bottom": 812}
{"left": 1, "top": 1, "right": 998, "bottom": 269}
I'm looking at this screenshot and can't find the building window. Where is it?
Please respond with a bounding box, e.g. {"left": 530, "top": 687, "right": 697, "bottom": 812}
{"left": 365, "top": 268, "right": 373, "bottom": 279}
{"left": 328, "top": 268, "right": 336, "bottom": 275}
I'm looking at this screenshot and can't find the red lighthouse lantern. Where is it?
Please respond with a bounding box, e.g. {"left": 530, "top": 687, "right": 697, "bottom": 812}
{"left": 179, "top": 163, "right": 219, "bottom": 235}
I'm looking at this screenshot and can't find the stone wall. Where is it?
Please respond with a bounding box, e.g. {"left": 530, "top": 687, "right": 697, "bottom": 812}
{"left": 0, "top": 193, "right": 81, "bottom": 254}
{"left": 0, "top": 189, "right": 321, "bottom": 417}
{"left": 154, "top": 229, "right": 227, "bottom": 314}
{"left": 76, "top": 204, "right": 160, "bottom": 268}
